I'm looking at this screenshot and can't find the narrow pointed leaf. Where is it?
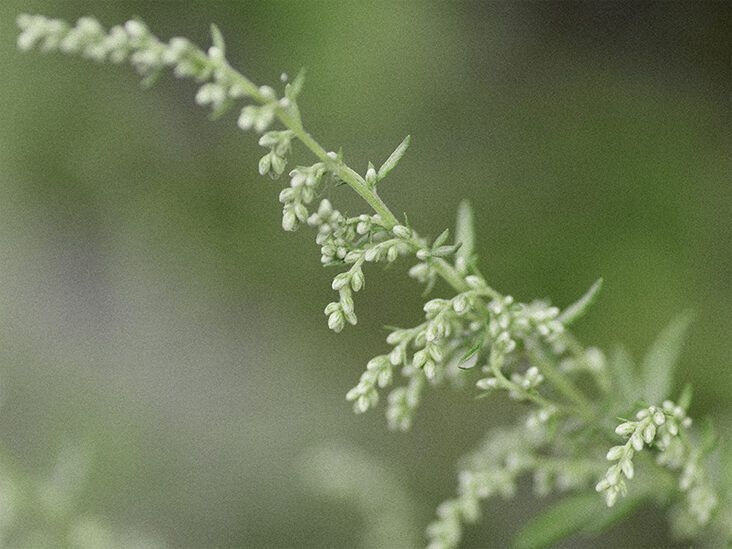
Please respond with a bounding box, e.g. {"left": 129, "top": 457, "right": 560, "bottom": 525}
{"left": 641, "top": 311, "right": 693, "bottom": 404}
{"left": 678, "top": 383, "right": 693, "bottom": 411}
{"left": 377, "top": 135, "right": 410, "bottom": 180}
{"left": 513, "top": 493, "right": 604, "bottom": 549}
{"left": 608, "top": 345, "right": 640, "bottom": 405}
{"left": 459, "top": 335, "right": 484, "bottom": 367}
{"left": 432, "top": 242, "right": 461, "bottom": 258}
{"left": 455, "top": 199, "right": 475, "bottom": 269}
{"left": 209, "top": 98, "right": 234, "bottom": 120}
{"left": 432, "top": 228, "right": 450, "bottom": 249}
{"left": 210, "top": 23, "right": 226, "bottom": 55}
{"left": 558, "top": 278, "right": 603, "bottom": 326}
{"left": 514, "top": 493, "right": 647, "bottom": 549}
{"left": 581, "top": 493, "right": 648, "bottom": 535}
{"left": 285, "top": 68, "right": 306, "bottom": 100}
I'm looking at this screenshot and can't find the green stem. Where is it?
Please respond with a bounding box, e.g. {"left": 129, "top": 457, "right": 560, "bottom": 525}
{"left": 220, "top": 60, "right": 480, "bottom": 298}
{"left": 223, "top": 49, "right": 600, "bottom": 425}
{"left": 525, "top": 340, "right": 595, "bottom": 421}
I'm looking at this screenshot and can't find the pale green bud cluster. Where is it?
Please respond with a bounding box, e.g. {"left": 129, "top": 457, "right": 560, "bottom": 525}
{"left": 427, "top": 428, "right": 536, "bottom": 549}
{"left": 347, "top": 289, "right": 487, "bottom": 428}
{"left": 597, "top": 401, "right": 694, "bottom": 507}
{"left": 0, "top": 445, "right": 168, "bottom": 548}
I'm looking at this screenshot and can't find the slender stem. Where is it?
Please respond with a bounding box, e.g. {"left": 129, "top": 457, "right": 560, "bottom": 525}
{"left": 491, "top": 365, "right": 570, "bottom": 414}
{"left": 223, "top": 53, "right": 600, "bottom": 422}
{"left": 525, "top": 339, "right": 594, "bottom": 421}
{"left": 220, "top": 60, "right": 481, "bottom": 298}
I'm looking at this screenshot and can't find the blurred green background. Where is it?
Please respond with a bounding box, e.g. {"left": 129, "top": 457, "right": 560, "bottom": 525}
{"left": 0, "top": 1, "right": 729, "bottom": 547}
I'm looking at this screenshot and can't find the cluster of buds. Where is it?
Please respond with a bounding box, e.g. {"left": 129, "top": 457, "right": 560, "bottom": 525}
{"left": 596, "top": 402, "right": 691, "bottom": 506}
{"left": 275, "top": 163, "right": 325, "bottom": 231}
{"left": 427, "top": 427, "right": 538, "bottom": 549}
{"left": 308, "top": 200, "right": 353, "bottom": 264}
{"left": 257, "top": 130, "right": 294, "bottom": 179}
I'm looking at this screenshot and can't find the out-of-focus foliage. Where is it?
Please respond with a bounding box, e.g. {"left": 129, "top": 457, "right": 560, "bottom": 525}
{"left": 0, "top": 1, "right": 728, "bottom": 547}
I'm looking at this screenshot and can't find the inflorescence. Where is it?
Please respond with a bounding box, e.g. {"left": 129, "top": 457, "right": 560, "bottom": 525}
{"left": 17, "top": 14, "right": 727, "bottom": 548}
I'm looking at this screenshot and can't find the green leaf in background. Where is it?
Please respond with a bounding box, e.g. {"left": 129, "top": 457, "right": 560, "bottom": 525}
{"left": 377, "top": 134, "right": 410, "bottom": 181}
{"left": 641, "top": 312, "right": 694, "bottom": 404}
{"left": 678, "top": 382, "right": 693, "bottom": 411}
{"left": 285, "top": 68, "right": 306, "bottom": 101}
{"left": 558, "top": 278, "right": 603, "bottom": 326}
{"left": 514, "top": 492, "right": 647, "bottom": 549}
{"left": 608, "top": 345, "right": 641, "bottom": 406}
{"left": 454, "top": 199, "right": 475, "bottom": 271}
{"left": 514, "top": 493, "right": 604, "bottom": 549}
{"left": 581, "top": 493, "right": 648, "bottom": 535}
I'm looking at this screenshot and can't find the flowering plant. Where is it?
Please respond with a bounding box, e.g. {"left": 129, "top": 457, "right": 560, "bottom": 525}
{"left": 16, "top": 15, "right": 729, "bottom": 548}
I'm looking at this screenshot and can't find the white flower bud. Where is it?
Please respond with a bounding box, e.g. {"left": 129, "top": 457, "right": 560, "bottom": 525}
{"left": 331, "top": 273, "right": 350, "bottom": 290}
{"left": 386, "top": 245, "right": 398, "bottom": 262}
{"left": 365, "top": 166, "right": 377, "bottom": 185}
{"left": 350, "top": 269, "right": 364, "bottom": 292}
{"left": 327, "top": 311, "right": 344, "bottom": 332}
{"left": 606, "top": 446, "right": 625, "bottom": 460}
{"left": 476, "top": 377, "right": 498, "bottom": 391}
{"left": 630, "top": 431, "right": 644, "bottom": 451}
{"left": 356, "top": 395, "right": 369, "bottom": 413}
{"left": 389, "top": 345, "right": 404, "bottom": 366}
{"left": 412, "top": 349, "right": 428, "bottom": 369}
{"left": 423, "top": 299, "right": 447, "bottom": 316}
{"left": 124, "top": 20, "right": 148, "bottom": 40}
{"left": 615, "top": 422, "right": 635, "bottom": 436}
{"left": 258, "top": 85, "right": 275, "bottom": 100}
{"left": 238, "top": 106, "right": 257, "bottom": 130}
{"left": 424, "top": 361, "right": 436, "bottom": 380}
{"left": 642, "top": 422, "right": 656, "bottom": 444}
{"left": 452, "top": 293, "right": 468, "bottom": 314}
{"left": 293, "top": 203, "right": 308, "bottom": 222}
{"left": 281, "top": 208, "right": 297, "bottom": 231}
{"left": 364, "top": 246, "right": 381, "bottom": 262}
{"left": 465, "top": 275, "right": 483, "bottom": 289}
{"left": 392, "top": 225, "right": 411, "bottom": 239}
{"left": 620, "top": 458, "right": 634, "bottom": 479}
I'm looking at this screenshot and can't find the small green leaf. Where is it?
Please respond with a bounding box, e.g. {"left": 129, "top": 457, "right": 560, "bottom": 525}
{"left": 285, "top": 68, "right": 306, "bottom": 100}
{"left": 208, "top": 98, "right": 234, "bottom": 120}
{"left": 641, "top": 311, "right": 694, "bottom": 404}
{"left": 455, "top": 199, "right": 475, "bottom": 270}
{"left": 678, "top": 383, "right": 693, "bottom": 411}
{"left": 700, "top": 417, "right": 718, "bottom": 456}
{"left": 558, "top": 278, "right": 603, "bottom": 326}
{"left": 581, "top": 493, "right": 647, "bottom": 535}
{"left": 432, "top": 228, "right": 450, "bottom": 249}
{"left": 139, "top": 69, "right": 163, "bottom": 89}
{"left": 515, "top": 493, "right": 647, "bottom": 549}
{"left": 608, "top": 345, "right": 640, "bottom": 405}
{"left": 459, "top": 335, "right": 485, "bottom": 367}
{"left": 377, "top": 135, "right": 410, "bottom": 181}
{"left": 210, "top": 23, "right": 226, "bottom": 55}
{"left": 432, "top": 242, "right": 462, "bottom": 258}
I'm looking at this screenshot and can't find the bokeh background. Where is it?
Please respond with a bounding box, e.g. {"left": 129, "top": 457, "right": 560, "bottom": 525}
{"left": 0, "top": 1, "right": 729, "bottom": 547}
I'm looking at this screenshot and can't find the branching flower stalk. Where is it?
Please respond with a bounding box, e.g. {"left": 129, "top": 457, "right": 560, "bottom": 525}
{"left": 17, "top": 15, "right": 729, "bottom": 549}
